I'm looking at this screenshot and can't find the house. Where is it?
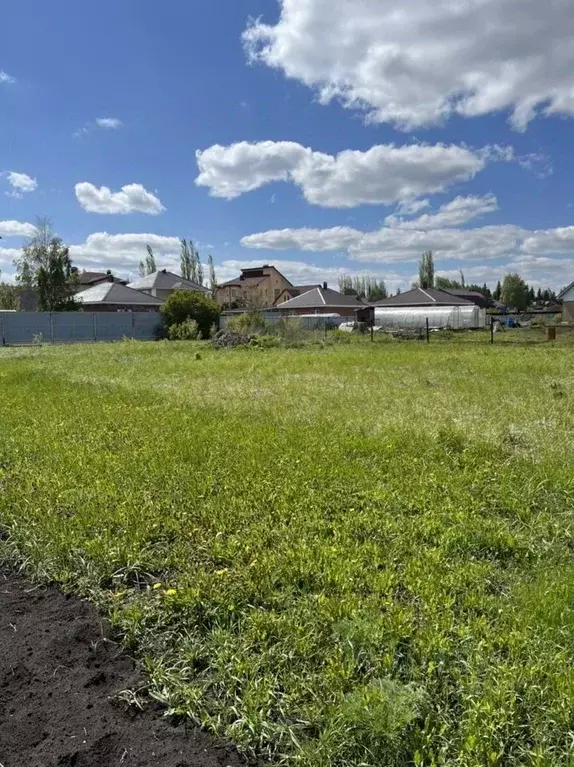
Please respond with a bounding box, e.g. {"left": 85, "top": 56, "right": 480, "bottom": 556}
{"left": 215, "top": 265, "right": 293, "bottom": 308}
{"left": 373, "top": 287, "right": 474, "bottom": 307}
{"left": 75, "top": 282, "right": 164, "bottom": 312}
{"left": 273, "top": 284, "right": 322, "bottom": 305}
{"left": 558, "top": 281, "right": 574, "bottom": 322}
{"left": 275, "top": 285, "right": 365, "bottom": 318}
{"left": 443, "top": 289, "right": 489, "bottom": 308}
{"left": 127, "top": 270, "right": 210, "bottom": 301}
{"left": 74, "top": 270, "right": 127, "bottom": 291}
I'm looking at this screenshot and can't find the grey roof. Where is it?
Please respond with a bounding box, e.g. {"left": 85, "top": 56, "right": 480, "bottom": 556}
{"left": 276, "top": 287, "right": 366, "bottom": 310}
{"left": 127, "top": 270, "right": 209, "bottom": 293}
{"left": 219, "top": 276, "right": 266, "bottom": 288}
{"left": 558, "top": 281, "right": 574, "bottom": 299}
{"left": 374, "top": 288, "right": 473, "bottom": 307}
{"left": 76, "top": 271, "right": 127, "bottom": 286}
{"left": 75, "top": 282, "right": 164, "bottom": 305}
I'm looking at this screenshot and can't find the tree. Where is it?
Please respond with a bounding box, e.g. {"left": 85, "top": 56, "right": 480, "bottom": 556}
{"left": 418, "top": 251, "right": 435, "bottom": 289}
{"left": 493, "top": 281, "right": 502, "bottom": 301}
{"left": 139, "top": 245, "right": 157, "bottom": 277}
{"left": 338, "top": 274, "right": 387, "bottom": 301}
{"left": 180, "top": 239, "right": 193, "bottom": 281}
{"left": 161, "top": 290, "right": 220, "bottom": 338}
{"left": 208, "top": 254, "right": 217, "bottom": 293}
{"left": 500, "top": 273, "right": 529, "bottom": 311}
{"left": 435, "top": 276, "right": 462, "bottom": 290}
{"left": 0, "top": 281, "right": 20, "bottom": 310}
{"left": 15, "top": 218, "right": 78, "bottom": 311}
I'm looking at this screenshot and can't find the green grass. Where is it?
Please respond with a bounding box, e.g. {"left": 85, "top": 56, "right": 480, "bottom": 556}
{"left": 1, "top": 339, "right": 574, "bottom": 766}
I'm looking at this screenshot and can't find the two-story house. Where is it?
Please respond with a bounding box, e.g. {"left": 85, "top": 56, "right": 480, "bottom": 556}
{"left": 215, "top": 265, "right": 293, "bottom": 308}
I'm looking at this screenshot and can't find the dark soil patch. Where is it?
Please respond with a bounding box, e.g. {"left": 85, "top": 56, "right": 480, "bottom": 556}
{"left": 0, "top": 570, "right": 247, "bottom": 767}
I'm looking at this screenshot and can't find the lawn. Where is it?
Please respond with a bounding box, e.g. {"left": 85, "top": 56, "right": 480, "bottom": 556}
{"left": 1, "top": 339, "right": 574, "bottom": 766}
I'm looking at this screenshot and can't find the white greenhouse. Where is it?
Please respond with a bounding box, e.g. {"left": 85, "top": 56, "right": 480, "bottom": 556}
{"left": 374, "top": 305, "right": 486, "bottom": 330}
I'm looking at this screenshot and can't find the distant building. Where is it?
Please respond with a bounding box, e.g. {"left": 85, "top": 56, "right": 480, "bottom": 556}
{"left": 127, "top": 270, "right": 210, "bottom": 301}
{"left": 75, "top": 283, "right": 164, "bottom": 312}
{"left": 275, "top": 285, "right": 365, "bottom": 318}
{"left": 443, "top": 289, "right": 489, "bottom": 308}
{"left": 373, "top": 288, "right": 474, "bottom": 307}
{"left": 216, "top": 265, "right": 293, "bottom": 308}
{"left": 274, "top": 284, "right": 322, "bottom": 305}
{"left": 558, "top": 281, "right": 574, "bottom": 322}
{"left": 74, "top": 270, "right": 127, "bottom": 291}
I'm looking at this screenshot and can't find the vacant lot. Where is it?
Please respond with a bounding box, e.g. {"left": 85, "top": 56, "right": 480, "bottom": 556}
{"left": 1, "top": 340, "right": 574, "bottom": 766}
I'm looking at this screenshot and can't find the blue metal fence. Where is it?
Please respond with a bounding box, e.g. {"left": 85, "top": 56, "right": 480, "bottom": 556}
{"left": 0, "top": 312, "right": 164, "bottom": 346}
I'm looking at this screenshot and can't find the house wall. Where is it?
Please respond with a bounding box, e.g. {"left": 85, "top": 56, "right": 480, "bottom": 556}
{"left": 216, "top": 267, "right": 292, "bottom": 307}
{"left": 563, "top": 302, "right": 574, "bottom": 323}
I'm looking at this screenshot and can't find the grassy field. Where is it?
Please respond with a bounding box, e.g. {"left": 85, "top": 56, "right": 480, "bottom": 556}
{"left": 1, "top": 339, "right": 574, "bottom": 766}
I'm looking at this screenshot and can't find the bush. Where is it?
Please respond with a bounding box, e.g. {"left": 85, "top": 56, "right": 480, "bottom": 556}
{"left": 276, "top": 317, "right": 306, "bottom": 346}
{"left": 162, "top": 290, "right": 220, "bottom": 339}
{"left": 227, "top": 312, "right": 271, "bottom": 335}
{"left": 167, "top": 319, "right": 200, "bottom": 341}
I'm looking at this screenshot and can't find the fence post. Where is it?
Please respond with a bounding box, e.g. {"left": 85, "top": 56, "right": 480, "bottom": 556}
{"left": 371, "top": 323, "right": 374, "bottom": 343}
{"left": 0, "top": 312, "right": 4, "bottom": 346}
{"left": 490, "top": 318, "right": 494, "bottom": 345}
{"left": 426, "top": 317, "right": 430, "bottom": 344}
{"left": 131, "top": 312, "right": 135, "bottom": 339}
{"left": 93, "top": 313, "right": 97, "bottom": 342}
{"left": 50, "top": 313, "right": 54, "bottom": 343}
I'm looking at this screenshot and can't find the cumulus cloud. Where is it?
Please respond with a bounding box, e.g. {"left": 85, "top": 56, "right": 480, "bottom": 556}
{"left": 69, "top": 232, "right": 180, "bottom": 272}
{"left": 196, "top": 140, "right": 500, "bottom": 207}
{"left": 385, "top": 194, "right": 498, "bottom": 229}
{"left": 243, "top": 0, "right": 574, "bottom": 131}
{"left": 4, "top": 171, "right": 38, "bottom": 198}
{"left": 0, "top": 71, "right": 16, "bottom": 85}
{"left": 75, "top": 183, "right": 165, "bottom": 215}
{"left": 0, "top": 220, "right": 36, "bottom": 238}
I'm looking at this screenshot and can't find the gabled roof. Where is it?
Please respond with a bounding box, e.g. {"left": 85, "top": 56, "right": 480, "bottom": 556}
{"left": 219, "top": 276, "right": 266, "bottom": 288}
{"left": 76, "top": 271, "right": 126, "bottom": 286}
{"left": 75, "top": 283, "right": 164, "bottom": 305}
{"left": 276, "top": 287, "right": 366, "bottom": 310}
{"left": 374, "top": 287, "right": 473, "bottom": 307}
{"left": 127, "top": 270, "right": 210, "bottom": 293}
{"left": 558, "top": 281, "right": 574, "bottom": 299}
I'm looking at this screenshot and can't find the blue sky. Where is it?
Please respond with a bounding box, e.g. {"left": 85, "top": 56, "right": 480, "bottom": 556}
{"left": 2, "top": 0, "right": 574, "bottom": 290}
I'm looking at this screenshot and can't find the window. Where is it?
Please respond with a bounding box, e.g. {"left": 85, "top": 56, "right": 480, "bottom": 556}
{"left": 274, "top": 288, "right": 281, "bottom": 298}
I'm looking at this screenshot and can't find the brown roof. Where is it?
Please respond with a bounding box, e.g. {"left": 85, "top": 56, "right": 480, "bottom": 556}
{"left": 374, "top": 287, "right": 473, "bottom": 307}
{"left": 219, "top": 276, "right": 267, "bottom": 288}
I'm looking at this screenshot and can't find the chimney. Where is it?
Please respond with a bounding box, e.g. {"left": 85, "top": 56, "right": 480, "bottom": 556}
{"left": 322, "top": 281, "right": 328, "bottom": 290}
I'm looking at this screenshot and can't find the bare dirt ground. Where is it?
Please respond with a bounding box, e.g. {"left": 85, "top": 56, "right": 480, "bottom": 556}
{"left": 0, "top": 570, "right": 247, "bottom": 767}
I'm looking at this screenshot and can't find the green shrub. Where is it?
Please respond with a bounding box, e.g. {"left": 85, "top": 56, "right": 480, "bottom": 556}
{"left": 167, "top": 319, "right": 200, "bottom": 341}
{"left": 276, "top": 316, "right": 305, "bottom": 346}
{"left": 227, "top": 312, "right": 271, "bottom": 335}
{"left": 162, "top": 290, "right": 220, "bottom": 339}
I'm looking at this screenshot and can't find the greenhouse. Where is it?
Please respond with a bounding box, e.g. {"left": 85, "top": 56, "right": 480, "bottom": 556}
{"left": 374, "top": 305, "right": 486, "bottom": 330}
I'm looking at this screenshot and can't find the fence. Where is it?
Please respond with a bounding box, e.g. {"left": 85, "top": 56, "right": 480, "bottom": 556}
{"left": 0, "top": 311, "right": 164, "bottom": 346}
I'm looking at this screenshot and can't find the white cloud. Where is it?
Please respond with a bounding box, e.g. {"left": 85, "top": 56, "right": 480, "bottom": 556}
{"left": 385, "top": 194, "right": 498, "bottom": 229}
{"left": 95, "top": 117, "right": 123, "bottom": 129}
{"left": 75, "top": 183, "right": 165, "bottom": 215}
{"left": 69, "top": 232, "right": 180, "bottom": 272}
{"left": 74, "top": 117, "right": 123, "bottom": 137}
{"left": 242, "top": 223, "right": 525, "bottom": 263}
{"left": 0, "top": 71, "right": 16, "bottom": 85}
{"left": 196, "top": 140, "right": 500, "bottom": 207}
{"left": 0, "top": 220, "right": 36, "bottom": 238}
{"left": 243, "top": 0, "right": 574, "bottom": 131}
{"left": 4, "top": 171, "right": 38, "bottom": 198}
{"left": 396, "top": 199, "right": 430, "bottom": 216}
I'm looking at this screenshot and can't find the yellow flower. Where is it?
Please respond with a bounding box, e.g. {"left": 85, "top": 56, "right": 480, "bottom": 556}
{"left": 165, "top": 588, "right": 177, "bottom": 596}
{"left": 152, "top": 582, "right": 163, "bottom": 590}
